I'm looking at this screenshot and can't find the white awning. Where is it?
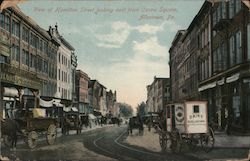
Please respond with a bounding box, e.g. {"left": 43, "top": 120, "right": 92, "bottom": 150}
{"left": 88, "top": 114, "right": 96, "bottom": 120}
{"left": 198, "top": 82, "right": 216, "bottom": 92}
{"left": 39, "top": 98, "right": 53, "bottom": 108}
{"left": 72, "top": 107, "right": 78, "bottom": 112}
{"left": 3, "top": 87, "right": 18, "bottom": 97}
{"left": 63, "top": 107, "right": 71, "bottom": 112}
{"left": 226, "top": 73, "right": 240, "bottom": 83}
{"left": 3, "top": 97, "right": 15, "bottom": 101}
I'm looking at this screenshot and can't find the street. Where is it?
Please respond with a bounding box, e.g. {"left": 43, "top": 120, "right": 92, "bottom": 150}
{"left": 1, "top": 125, "right": 249, "bottom": 161}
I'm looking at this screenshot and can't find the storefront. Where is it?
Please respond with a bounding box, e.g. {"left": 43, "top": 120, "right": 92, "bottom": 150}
{"left": 199, "top": 71, "right": 250, "bottom": 132}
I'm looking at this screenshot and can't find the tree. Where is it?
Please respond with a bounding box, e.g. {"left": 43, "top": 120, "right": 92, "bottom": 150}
{"left": 118, "top": 103, "right": 133, "bottom": 118}
{"left": 137, "top": 102, "right": 146, "bottom": 116}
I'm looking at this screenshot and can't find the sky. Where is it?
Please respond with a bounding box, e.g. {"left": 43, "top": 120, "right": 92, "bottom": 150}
{"left": 19, "top": 0, "right": 204, "bottom": 108}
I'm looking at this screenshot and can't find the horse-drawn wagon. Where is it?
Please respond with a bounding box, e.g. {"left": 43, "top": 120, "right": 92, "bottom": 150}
{"left": 2, "top": 108, "right": 57, "bottom": 149}
{"left": 61, "top": 110, "right": 82, "bottom": 135}
{"left": 157, "top": 101, "right": 215, "bottom": 153}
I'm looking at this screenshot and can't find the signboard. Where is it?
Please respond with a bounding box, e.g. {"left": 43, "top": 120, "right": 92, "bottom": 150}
{"left": 0, "top": 72, "right": 42, "bottom": 90}
{"left": 185, "top": 101, "right": 208, "bottom": 134}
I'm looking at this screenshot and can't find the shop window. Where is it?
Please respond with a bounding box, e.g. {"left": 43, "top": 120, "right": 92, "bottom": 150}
{"left": 232, "top": 96, "right": 241, "bottom": 125}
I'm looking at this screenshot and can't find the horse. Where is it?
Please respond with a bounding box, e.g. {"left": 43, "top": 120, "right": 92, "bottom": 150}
{"left": 1, "top": 119, "right": 22, "bottom": 149}
{"left": 128, "top": 116, "right": 144, "bottom": 135}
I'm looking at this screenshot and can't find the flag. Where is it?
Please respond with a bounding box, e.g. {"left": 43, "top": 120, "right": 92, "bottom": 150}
{"left": 0, "top": 0, "right": 27, "bottom": 12}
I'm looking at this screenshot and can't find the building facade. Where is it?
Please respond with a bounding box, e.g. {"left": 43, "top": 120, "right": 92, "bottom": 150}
{"left": 106, "top": 90, "right": 117, "bottom": 116}
{"left": 75, "top": 69, "right": 90, "bottom": 114}
{"left": 51, "top": 25, "right": 75, "bottom": 105}
{"left": 169, "top": 1, "right": 250, "bottom": 132}
{"left": 146, "top": 77, "right": 170, "bottom": 113}
{"left": 88, "top": 80, "right": 107, "bottom": 116}
{"left": 0, "top": 6, "right": 59, "bottom": 116}
{"left": 199, "top": 1, "right": 250, "bottom": 132}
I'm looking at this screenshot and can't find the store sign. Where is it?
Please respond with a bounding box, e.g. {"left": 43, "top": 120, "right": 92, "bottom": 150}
{"left": 226, "top": 73, "right": 240, "bottom": 83}
{"left": 217, "top": 77, "right": 225, "bottom": 86}
{"left": 0, "top": 72, "right": 42, "bottom": 90}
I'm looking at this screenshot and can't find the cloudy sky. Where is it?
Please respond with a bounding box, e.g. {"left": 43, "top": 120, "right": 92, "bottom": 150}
{"left": 19, "top": 0, "right": 204, "bottom": 108}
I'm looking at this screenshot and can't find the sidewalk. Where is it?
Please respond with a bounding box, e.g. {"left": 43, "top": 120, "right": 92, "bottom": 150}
{"left": 214, "top": 132, "right": 250, "bottom": 148}
{"left": 124, "top": 128, "right": 250, "bottom": 160}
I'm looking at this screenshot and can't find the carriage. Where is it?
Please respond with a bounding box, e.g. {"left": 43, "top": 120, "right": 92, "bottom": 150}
{"left": 61, "top": 110, "right": 82, "bottom": 135}
{"left": 127, "top": 116, "right": 144, "bottom": 135}
{"left": 2, "top": 108, "right": 57, "bottom": 149}
{"left": 157, "top": 101, "right": 215, "bottom": 153}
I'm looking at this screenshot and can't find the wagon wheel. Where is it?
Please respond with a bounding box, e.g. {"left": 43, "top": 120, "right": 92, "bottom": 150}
{"left": 200, "top": 126, "right": 215, "bottom": 152}
{"left": 3, "top": 135, "right": 12, "bottom": 147}
{"left": 159, "top": 133, "right": 167, "bottom": 151}
{"left": 27, "top": 131, "right": 38, "bottom": 149}
{"left": 170, "top": 130, "right": 182, "bottom": 153}
{"left": 47, "top": 124, "right": 57, "bottom": 145}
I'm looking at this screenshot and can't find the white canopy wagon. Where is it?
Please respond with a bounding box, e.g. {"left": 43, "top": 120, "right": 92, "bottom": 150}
{"left": 157, "top": 101, "right": 215, "bottom": 153}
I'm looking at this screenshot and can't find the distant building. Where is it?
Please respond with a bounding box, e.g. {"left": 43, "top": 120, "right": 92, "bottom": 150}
{"left": 75, "top": 70, "right": 90, "bottom": 114}
{"left": 106, "top": 90, "right": 117, "bottom": 116}
{"left": 88, "top": 80, "right": 107, "bottom": 116}
{"left": 146, "top": 77, "right": 170, "bottom": 113}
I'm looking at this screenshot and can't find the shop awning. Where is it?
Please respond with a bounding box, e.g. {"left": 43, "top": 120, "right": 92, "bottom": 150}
{"left": 72, "top": 107, "right": 78, "bottom": 112}
{"left": 63, "top": 107, "right": 78, "bottom": 112}
{"left": 39, "top": 98, "right": 53, "bottom": 108}
{"left": 88, "top": 114, "right": 96, "bottom": 120}
{"left": 63, "top": 107, "right": 71, "bottom": 112}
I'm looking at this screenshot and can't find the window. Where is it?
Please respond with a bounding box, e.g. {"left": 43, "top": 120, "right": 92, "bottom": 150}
{"left": 229, "top": 35, "right": 235, "bottom": 67}
{"left": 229, "top": 0, "right": 241, "bottom": 19}
{"left": 58, "top": 53, "right": 60, "bottom": 63}
{"left": 22, "top": 50, "right": 29, "bottom": 66}
{"left": 0, "top": 55, "right": 7, "bottom": 63}
{"left": 236, "top": 30, "right": 242, "bottom": 64}
{"left": 30, "top": 54, "right": 35, "bottom": 68}
{"left": 0, "top": 13, "right": 4, "bottom": 28}
{"left": 5, "top": 16, "right": 10, "bottom": 32}
{"left": 22, "top": 27, "right": 29, "bottom": 42}
{"left": 221, "top": 42, "right": 227, "bottom": 70}
{"left": 229, "top": 0, "right": 234, "bottom": 19}
{"left": 37, "top": 57, "right": 43, "bottom": 72}
{"left": 62, "top": 71, "right": 63, "bottom": 81}
{"left": 193, "top": 105, "right": 199, "bottom": 113}
{"left": 58, "top": 69, "right": 60, "bottom": 80}
{"left": 44, "top": 60, "right": 48, "bottom": 74}
{"left": 12, "top": 20, "right": 20, "bottom": 37}
{"left": 248, "top": 23, "right": 250, "bottom": 60}
{"left": 11, "top": 45, "right": 20, "bottom": 62}
{"left": 213, "top": 48, "right": 217, "bottom": 72}
{"left": 30, "top": 33, "right": 38, "bottom": 48}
